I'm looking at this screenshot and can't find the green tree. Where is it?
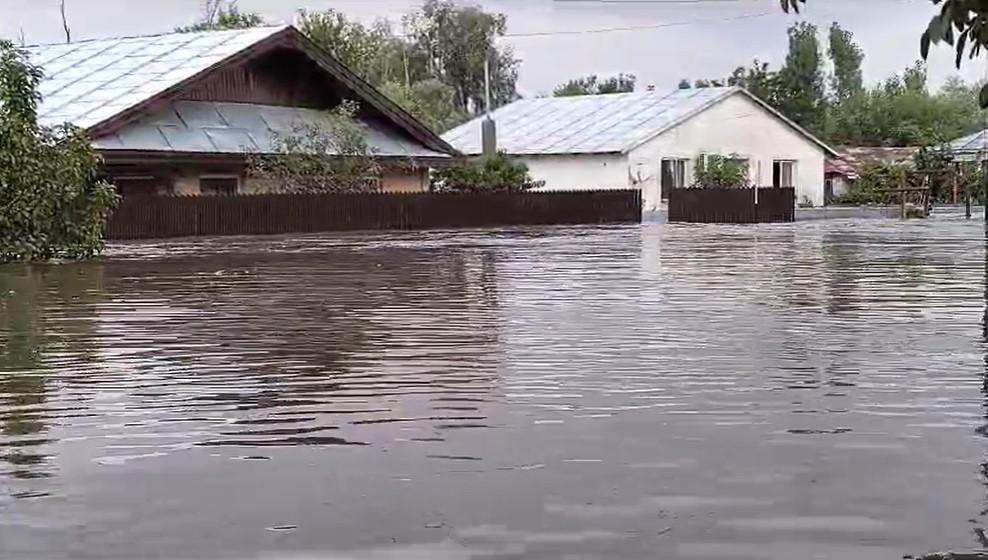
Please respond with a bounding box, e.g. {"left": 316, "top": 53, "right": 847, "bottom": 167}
{"left": 410, "top": 0, "right": 520, "bottom": 115}
{"left": 828, "top": 22, "right": 864, "bottom": 101}
{"left": 728, "top": 59, "right": 778, "bottom": 102}
{"left": 432, "top": 153, "right": 543, "bottom": 193}
{"left": 176, "top": 0, "right": 263, "bottom": 32}
{"left": 785, "top": 0, "right": 988, "bottom": 107}
{"left": 246, "top": 100, "right": 382, "bottom": 193}
{"left": 0, "top": 41, "right": 118, "bottom": 263}
{"left": 693, "top": 154, "right": 750, "bottom": 188}
{"left": 379, "top": 79, "right": 464, "bottom": 132}
{"left": 553, "top": 73, "right": 636, "bottom": 96}
{"left": 776, "top": 22, "right": 826, "bottom": 131}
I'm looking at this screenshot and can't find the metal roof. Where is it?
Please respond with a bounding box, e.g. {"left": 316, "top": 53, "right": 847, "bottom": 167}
{"left": 443, "top": 86, "right": 838, "bottom": 157}
{"left": 25, "top": 26, "right": 288, "bottom": 129}
{"left": 92, "top": 100, "right": 451, "bottom": 159}
{"left": 946, "top": 129, "right": 988, "bottom": 160}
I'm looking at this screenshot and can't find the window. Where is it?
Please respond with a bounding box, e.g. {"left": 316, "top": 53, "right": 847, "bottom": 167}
{"left": 773, "top": 160, "right": 796, "bottom": 188}
{"left": 660, "top": 159, "right": 688, "bottom": 199}
{"left": 200, "top": 176, "right": 238, "bottom": 196}
{"left": 114, "top": 176, "right": 162, "bottom": 197}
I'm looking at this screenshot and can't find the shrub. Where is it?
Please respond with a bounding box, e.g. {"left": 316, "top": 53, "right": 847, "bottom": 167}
{"left": 0, "top": 41, "right": 118, "bottom": 263}
{"left": 431, "top": 152, "right": 543, "bottom": 193}
{"left": 692, "top": 154, "right": 750, "bottom": 188}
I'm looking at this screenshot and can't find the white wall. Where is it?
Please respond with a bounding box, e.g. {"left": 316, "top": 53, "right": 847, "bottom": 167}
{"left": 630, "top": 92, "right": 829, "bottom": 207}
{"left": 517, "top": 153, "right": 630, "bottom": 192}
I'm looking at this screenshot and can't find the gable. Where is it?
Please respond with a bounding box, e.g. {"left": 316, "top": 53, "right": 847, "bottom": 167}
{"left": 28, "top": 26, "right": 456, "bottom": 156}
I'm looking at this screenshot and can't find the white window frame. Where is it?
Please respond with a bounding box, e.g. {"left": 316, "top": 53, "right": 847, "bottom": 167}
{"left": 772, "top": 160, "right": 797, "bottom": 188}
{"left": 660, "top": 158, "right": 690, "bottom": 198}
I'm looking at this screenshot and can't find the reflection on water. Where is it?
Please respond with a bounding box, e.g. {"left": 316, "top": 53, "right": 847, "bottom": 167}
{"left": 1, "top": 216, "right": 987, "bottom": 559}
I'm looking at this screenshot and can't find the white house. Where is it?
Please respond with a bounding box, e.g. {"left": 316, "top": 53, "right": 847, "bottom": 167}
{"left": 443, "top": 87, "right": 838, "bottom": 210}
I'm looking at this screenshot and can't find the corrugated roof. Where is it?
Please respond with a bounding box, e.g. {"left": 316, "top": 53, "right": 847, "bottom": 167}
{"left": 25, "top": 26, "right": 287, "bottom": 129}
{"left": 444, "top": 87, "right": 734, "bottom": 155}
{"left": 946, "top": 129, "right": 988, "bottom": 158}
{"left": 443, "top": 86, "right": 838, "bottom": 157}
{"left": 93, "top": 100, "right": 450, "bottom": 158}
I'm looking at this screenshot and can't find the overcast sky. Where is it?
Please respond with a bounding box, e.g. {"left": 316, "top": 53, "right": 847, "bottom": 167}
{"left": 2, "top": 0, "right": 984, "bottom": 95}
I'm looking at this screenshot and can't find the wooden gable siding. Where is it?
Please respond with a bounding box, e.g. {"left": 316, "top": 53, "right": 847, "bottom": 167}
{"left": 178, "top": 48, "right": 342, "bottom": 109}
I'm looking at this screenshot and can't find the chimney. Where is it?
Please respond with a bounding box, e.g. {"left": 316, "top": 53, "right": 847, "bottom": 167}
{"left": 482, "top": 118, "right": 497, "bottom": 157}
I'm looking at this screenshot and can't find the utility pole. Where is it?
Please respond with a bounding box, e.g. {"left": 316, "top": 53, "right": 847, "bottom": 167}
{"left": 481, "top": 52, "right": 497, "bottom": 156}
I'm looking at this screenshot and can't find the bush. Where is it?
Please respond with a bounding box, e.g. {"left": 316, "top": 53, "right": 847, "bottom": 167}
{"left": 0, "top": 41, "right": 118, "bottom": 263}
{"left": 431, "top": 153, "right": 544, "bottom": 193}
{"left": 692, "top": 154, "right": 750, "bottom": 188}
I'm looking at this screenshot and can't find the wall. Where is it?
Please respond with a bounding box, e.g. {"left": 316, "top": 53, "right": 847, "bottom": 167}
{"left": 382, "top": 170, "right": 428, "bottom": 193}
{"left": 630, "top": 92, "right": 829, "bottom": 207}
{"left": 517, "top": 153, "right": 630, "bottom": 194}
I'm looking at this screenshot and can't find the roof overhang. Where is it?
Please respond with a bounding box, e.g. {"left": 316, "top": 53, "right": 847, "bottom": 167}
{"left": 85, "top": 26, "right": 459, "bottom": 157}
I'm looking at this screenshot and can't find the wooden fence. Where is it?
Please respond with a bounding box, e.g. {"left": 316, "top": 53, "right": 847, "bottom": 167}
{"left": 105, "top": 190, "right": 643, "bottom": 240}
{"left": 668, "top": 187, "right": 795, "bottom": 223}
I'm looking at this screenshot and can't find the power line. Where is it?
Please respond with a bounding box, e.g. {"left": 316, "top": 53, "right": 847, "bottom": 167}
{"left": 503, "top": 11, "right": 775, "bottom": 38}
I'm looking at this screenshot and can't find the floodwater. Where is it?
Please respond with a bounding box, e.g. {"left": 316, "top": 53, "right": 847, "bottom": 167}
{"left": 1, "top": 215, "right": 987, "bottom": 560}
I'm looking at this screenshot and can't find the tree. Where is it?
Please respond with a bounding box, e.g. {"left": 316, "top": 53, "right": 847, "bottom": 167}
{"left": 678, "top": 79, "right": 691, "bottom": 90}
{"left": 785, "top": 0, "right": 988, "bottom": 107}
{"left": 776, "top": 22, "right": 826, "bottom": 131}
{"left": 246, "top": 100, "right": 382, "bottom": 193}
{"left": 728, "top": 59, "right": 778, "bottom": 102}
{"left": 379, "top": 79, "right": 464, "bottom": 132}
{"left": 693, "top": 154, "right": 750, "bottom": 188}
{"left": 431, "top": 153, "right": 543, "bottom": 193}
{"left": 176, "top": 0, "right": 263, "bottom": 33}
{"left": 828, "top": 22, "right": 863, "bottom": 101}
{"left": 410, "top": 0, "right": 520, "bottom": 115}
{"left": 0, "top": 41, "right": 118, "bottom": 263}
{"left": 553, "top": 73, "right": 636, "bottom": 96}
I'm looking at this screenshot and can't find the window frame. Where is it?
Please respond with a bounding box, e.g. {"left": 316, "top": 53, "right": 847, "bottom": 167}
{"left": 660, "top": 157, "right": 689, "bottom": 199}
{"left": 772, "top": 160, "right": 797, "bottom": 189}
{"left": 199, "top": 175, "right": 239, "bottom": 196}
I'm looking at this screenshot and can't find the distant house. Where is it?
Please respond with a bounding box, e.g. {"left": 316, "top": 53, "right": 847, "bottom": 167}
{"left": 946, "top": 129, "right": 988, "bottom": 162}
{"left": 825, "top": 146, "right": 919, "bottom": 199}
{"left": 26, "top": 26, "right": 458, "bottom": 196}
{"left": 443, "top": 87, "right": 838, "bottom": 210}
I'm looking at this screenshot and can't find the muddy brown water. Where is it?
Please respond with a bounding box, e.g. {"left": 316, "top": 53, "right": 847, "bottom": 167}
{"left": 1, "top": 215, "right": 987, "bottom": 560}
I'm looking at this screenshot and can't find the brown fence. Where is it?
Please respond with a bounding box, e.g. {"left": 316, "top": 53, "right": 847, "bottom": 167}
{"left": 668, "top": 187, "right": 795, "bottom": 223}
{"left": 105, "top": 190, "right": 642, "bottom": 240}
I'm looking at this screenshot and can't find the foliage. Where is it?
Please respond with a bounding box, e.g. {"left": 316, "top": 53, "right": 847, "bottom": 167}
{"left": 775, "top": 22, "right": 826, "bottom": 131}
{"left": 378, "top": 79, "right": 464, "bottom": 132}
{"left": 677, "top": 79, "right": 691, "bottom": 90}
{"left": 0, "top": 41, "right": 118, "bottom": 263}
{"left": 246, "top": 100, "right": 382, "bottom": 193}
{"left": 409, "top": 0, "right": 519, "bottom": 115}
{"left": 554, "top": 74, "right": 636, "bottom": 96}
{"left": 176, "top": 0, "right": 263, "bottom": 32}
{"left": 431, "top": 153, "right": 543, "bottom": 193}
{"left": 828, "top": 22, "right": 864, "bottom": 101}
{"left": 827, "top": 161, "right": 905, "bottom": 205}
{"left": 693, "top": 79, "right": 725, "bottom": 88}
{"left": 692, "top": 155, "right": 750, "bottom": 188}
{"left": 727, "top": 60, "right": 777, "bottom": 102}
{"left": 788, "top": 0, "right": 988, "bottom": 107}
{"left": 298, "top": 2, "right": 517, "bottom": 131}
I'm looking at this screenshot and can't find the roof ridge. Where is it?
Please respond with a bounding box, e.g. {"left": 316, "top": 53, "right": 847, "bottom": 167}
{"left": 23, "top": 24, "right": 289, "bottom": 49}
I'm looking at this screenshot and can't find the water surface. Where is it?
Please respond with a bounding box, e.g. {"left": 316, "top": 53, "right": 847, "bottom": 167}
{"left": 1, "top": 216, "right": 986, "bottom": 559}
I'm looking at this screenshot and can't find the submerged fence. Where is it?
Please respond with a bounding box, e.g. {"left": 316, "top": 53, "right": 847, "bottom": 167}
{"left": 105, "top": 189, "right": 643, "bottom": 240}
{"left": 668, "top": 187, "right": 795, "bottom": 223}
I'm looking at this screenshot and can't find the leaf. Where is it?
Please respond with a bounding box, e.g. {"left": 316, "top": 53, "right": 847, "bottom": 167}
{"left": 955, "top": 29, "right": 968, "bottom": 68}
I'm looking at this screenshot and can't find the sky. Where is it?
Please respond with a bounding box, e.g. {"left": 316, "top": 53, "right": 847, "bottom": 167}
{"left": 2, "top": 0, "right": 985, "bottom": 95}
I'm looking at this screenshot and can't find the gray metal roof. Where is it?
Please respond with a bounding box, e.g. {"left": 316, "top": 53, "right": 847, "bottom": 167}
{"left": 443, "top": 87, "right": 738, "bottom": 155}
{"left": 946, "top": 129, "right": 988, "bottom": 160}
{"left": 443, "top": 86, "right": 838, "bottom": 157}
{"left": 93, "top": 100, "right": 451, "bottom": 159}
{"left": 25, "top": 26, "right": 287, "bottom": 129}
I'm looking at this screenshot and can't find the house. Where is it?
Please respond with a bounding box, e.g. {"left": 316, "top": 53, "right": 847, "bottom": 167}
{"left": 25, "top": 26, "right": 458, "bottom": 196}
{"left": 946, "top": 129, "right": 988, "bottom": 162}
{"left": 825, "top": 146, "right": 920, "bottom": 200}
{"left": 442, "top": 87, "right": 838, "bottom": 210}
